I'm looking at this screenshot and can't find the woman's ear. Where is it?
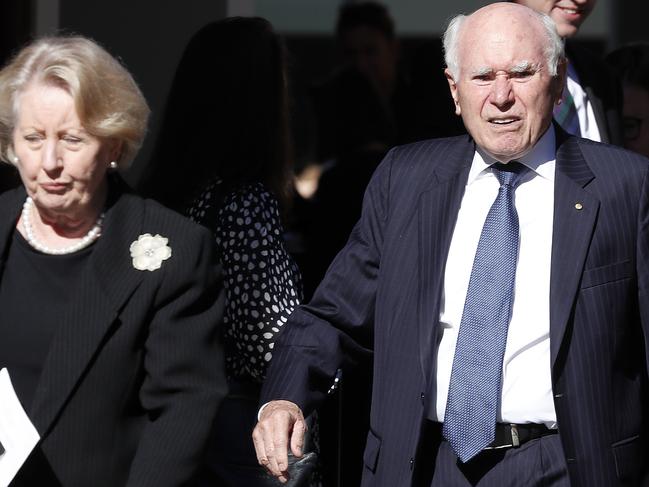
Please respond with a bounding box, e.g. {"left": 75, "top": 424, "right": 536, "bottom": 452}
{"left": 105, "top": 139, "right": 123, "bottom": 167}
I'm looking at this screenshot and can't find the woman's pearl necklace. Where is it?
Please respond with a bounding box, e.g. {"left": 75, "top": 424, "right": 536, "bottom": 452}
{"left": 21, "top": 196, "right": 104, "bottom": 255}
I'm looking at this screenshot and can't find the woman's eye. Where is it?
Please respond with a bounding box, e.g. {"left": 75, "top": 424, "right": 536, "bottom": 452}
{"left": 63, "top": 136, "right": 82, "bottom": 143}
{"left": 24, "top": 134, "right": 42, "bottom": 142}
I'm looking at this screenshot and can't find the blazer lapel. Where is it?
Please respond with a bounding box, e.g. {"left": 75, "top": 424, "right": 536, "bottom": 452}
{"left": 417, "top": 137, "right": 474, "bottom": 381}
{"left": 549, "top": 135, "right": 598, "bottom": 371}
{"left": 0, "top": 188, "right": 26, "bottom": 274}
{"left": 30, "top": 185, "right": 146, "bottom": 435}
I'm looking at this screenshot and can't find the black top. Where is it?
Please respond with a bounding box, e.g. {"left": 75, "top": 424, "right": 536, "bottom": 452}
{"left": 0, "top": 231, "right": 93, "bottom": 409}
{"left": 188, "top": 180, "right": 302, "bottom": 383}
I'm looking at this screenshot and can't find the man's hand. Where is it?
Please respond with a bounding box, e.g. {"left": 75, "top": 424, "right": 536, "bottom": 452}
{"left": 252, "top": 400, "right": 307, "bottom": 483}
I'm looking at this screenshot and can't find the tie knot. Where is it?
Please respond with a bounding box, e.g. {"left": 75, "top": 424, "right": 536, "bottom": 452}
{"left": 492, "top": 162, "right": 527, "bottom": 188}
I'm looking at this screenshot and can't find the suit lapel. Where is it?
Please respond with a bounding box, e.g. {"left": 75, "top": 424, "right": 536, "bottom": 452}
{"left": 549, "top": 135, "right": 598, "bottom": 371}
{"left": 417, "top": 137, "right": 474, "bottom": 380}
{"left": 30, "top": 184, "right": 146, "bottom": 435}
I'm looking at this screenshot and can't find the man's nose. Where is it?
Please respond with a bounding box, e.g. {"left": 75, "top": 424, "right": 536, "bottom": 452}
{"left": 489, "top": 75, "right": 515, "bottom": 109}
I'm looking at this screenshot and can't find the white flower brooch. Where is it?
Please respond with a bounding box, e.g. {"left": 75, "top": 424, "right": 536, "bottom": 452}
{"left": 130, "top": 233, "right": 172, "bottom": 271}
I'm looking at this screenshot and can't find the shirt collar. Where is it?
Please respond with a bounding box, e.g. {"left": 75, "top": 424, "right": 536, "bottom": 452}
{"left": 468, "top": 125, "right": 557, "bottom": 185}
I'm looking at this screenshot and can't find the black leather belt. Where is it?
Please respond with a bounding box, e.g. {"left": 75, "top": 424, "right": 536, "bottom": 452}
{"left": 484, "top": 423, "right": 557, "bottom": 449}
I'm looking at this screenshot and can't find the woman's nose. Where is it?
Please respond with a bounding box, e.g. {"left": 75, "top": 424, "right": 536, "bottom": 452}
{"left": 41, "top": 140, "right": 62, "bottom": 172}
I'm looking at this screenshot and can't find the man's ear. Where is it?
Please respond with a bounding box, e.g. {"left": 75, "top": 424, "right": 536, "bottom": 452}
{"left": 445, "top": 68, "right": 461, "bottom": 116}
{"left": 553, "top": 58, "right": 568, "bottom": 105}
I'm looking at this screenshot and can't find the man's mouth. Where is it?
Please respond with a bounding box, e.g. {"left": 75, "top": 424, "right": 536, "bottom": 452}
{"left": 489, "top": 118, "right": 518, "bottom": 125}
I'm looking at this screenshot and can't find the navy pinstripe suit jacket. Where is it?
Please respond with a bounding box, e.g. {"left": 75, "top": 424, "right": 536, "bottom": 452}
{"left": 262, "top": 132, "right": 649, "bottom": 486}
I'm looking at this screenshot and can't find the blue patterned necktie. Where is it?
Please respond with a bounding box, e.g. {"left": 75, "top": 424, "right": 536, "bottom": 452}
{"left": 442, "top": 162, "right": 528, "bottom": 463}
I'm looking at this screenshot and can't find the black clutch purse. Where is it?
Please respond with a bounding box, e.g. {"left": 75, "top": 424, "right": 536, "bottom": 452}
{"left": 258, "top": 451, "right": 318, "bottom": 487}
{"left": 284, "top": 451, "right": 318, "bottom": 487}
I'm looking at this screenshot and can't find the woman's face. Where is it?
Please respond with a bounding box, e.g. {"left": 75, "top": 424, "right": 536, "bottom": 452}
{"left": 12, "top": 82, "right": 115, "bottom": 219}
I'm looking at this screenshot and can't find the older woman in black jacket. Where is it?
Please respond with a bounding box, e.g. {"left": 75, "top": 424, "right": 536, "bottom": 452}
{"left": 0, "top": 36, "right": 226, "bottom": 486}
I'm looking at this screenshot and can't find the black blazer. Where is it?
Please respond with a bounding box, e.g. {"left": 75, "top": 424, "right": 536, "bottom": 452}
{"left": 262, "top": 133, "right": 649, "bottom": 486}
{"left": 1, "top": 180, "right": 227, "bottom": 486}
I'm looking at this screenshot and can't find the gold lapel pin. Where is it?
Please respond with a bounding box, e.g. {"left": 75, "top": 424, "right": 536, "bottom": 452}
{"left": 575, "top": 203, "right": 583, "bottom": 210}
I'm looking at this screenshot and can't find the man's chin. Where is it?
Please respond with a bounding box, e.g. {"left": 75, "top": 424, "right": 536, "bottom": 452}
{"left": 481, "top": 145, "right": 531, "bottom": 164}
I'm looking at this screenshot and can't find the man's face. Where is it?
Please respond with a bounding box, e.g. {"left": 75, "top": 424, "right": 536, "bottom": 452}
{"left": 341, "top": 25, "right": 398, "bottom": 92}
{"left": 446, "top": 4, "right": 564, "bottom": 162}
{"left": 514, "top": 0, "right": 597, "bottom": 37}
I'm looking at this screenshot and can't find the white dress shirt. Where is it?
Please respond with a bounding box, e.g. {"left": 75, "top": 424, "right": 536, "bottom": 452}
{"left": 567, "top": 60, "right": 602, "bottom": 142}
{"left": 435, "top": 127, "right": 558, "bottom": 428}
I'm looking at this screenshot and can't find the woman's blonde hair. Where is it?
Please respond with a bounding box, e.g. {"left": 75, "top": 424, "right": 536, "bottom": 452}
{"left": 0, "top": 35, "right": 149, "bottom": 167}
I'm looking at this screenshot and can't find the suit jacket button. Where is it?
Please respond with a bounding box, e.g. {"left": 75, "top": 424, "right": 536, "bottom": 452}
{"left": 420, "top": 392, "right": 425, "bottom": 404}
{"left": 409, "top": 457, "right": 414, "bottom": 470}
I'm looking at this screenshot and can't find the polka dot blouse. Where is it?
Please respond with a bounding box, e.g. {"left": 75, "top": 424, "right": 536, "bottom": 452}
{"left": 188, "top": 180, "right": 302, "bottom": 383}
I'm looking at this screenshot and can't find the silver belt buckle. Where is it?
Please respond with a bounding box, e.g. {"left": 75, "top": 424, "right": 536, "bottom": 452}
{"left": 483, "top": 424, "right": 519, "bottom": 450}
{"left": 510, "top": 424, "right": 520, "bottom": 447}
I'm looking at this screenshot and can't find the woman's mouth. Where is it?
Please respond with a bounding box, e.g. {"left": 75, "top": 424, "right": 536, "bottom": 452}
{"left": 40, "top": 182, "right": 68, "bottom": 193}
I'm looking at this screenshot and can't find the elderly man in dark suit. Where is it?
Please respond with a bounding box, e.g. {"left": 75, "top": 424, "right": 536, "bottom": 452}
{"left": 253, "top": 3, "right": 649, "bottom": 486}
{"left": 512, "top": 0, "right": 624, "bottom": 145}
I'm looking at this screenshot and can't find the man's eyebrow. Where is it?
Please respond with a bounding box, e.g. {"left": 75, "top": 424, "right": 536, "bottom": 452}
{"left": 510, "top": 61, "right": 540, "bottom": 73}
{"left": 469, "top": 62, "right": 541, "bottom": 77}
{"left": 470, "top": 66, "right": 494, "bottom": 77}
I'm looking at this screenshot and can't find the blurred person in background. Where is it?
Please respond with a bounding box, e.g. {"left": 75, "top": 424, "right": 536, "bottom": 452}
{"left": 306, "top": 2, "right": 405, "bottom": 297}
{"left": 606, "top": 43, "right": 649, "bottom": 158}
{"left": 140, "top": 17, "right": 315, "bottom": 487}
{"left": 313, "top": 1, "right": 401, "bottom": 162}
{"left": 512, "top": 0, "right": 623, "bottom": 144}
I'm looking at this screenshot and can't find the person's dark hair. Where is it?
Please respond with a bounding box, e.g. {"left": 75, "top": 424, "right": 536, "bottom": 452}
{"left": 141, "top": 17, "right": 292, "bottom": 212}
{"left": 605, "top": 43, "right": 649, "bottom": 89}
{"left": 336, "top": 1, "right": 395, "bottom": 40}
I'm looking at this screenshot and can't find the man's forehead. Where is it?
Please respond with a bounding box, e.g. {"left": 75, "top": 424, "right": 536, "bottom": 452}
{"left": 459, "top": 29, "right": 548, "bottom": 68}
{"left": 462, "top": 5, "right": 545, "bottom": 43}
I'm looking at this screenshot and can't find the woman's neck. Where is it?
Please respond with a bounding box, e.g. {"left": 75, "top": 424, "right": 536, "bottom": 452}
{"left": 18, "top": 185, "right": 107, "bottom": 248}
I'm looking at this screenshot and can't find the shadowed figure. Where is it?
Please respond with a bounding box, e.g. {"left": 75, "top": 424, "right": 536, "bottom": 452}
{"left": 606, "top": 43, "right": 649, "bottom": 158}
{"left": 140, "top": 17, "right": 318, "bottom": 487}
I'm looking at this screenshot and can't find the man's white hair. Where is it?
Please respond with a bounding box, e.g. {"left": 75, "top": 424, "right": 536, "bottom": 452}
{"left": 443, "top": 9, "right": 564, "bottom": 80}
